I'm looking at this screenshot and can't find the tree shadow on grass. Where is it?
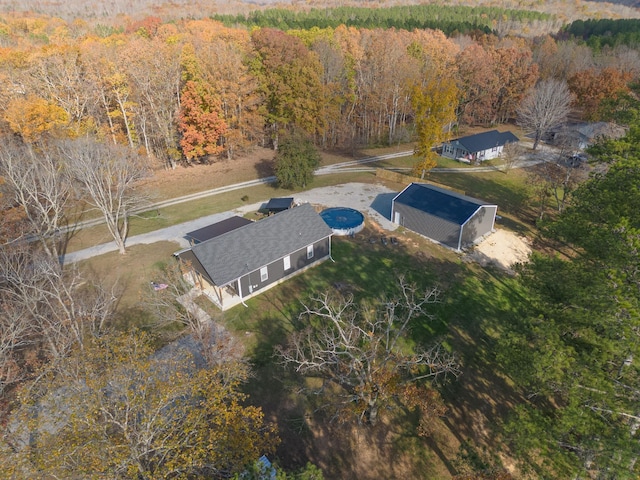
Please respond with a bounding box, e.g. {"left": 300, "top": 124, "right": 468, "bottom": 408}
{"left": 431, "top": 266, "right": 538, "bottom": 471}
{"left": 254, "top": 157, "right": 276, "bottom": 179}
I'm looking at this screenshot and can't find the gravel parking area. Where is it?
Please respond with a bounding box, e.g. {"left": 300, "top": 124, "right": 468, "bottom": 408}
{"left": 236, "top": 182, "right": 398, "bottom": 231}
{"left": 65, "top": 182, "right": 532, "bottom": 270}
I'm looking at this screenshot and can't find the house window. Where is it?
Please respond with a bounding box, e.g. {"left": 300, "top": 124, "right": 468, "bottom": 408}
{"left": 306, "top": 245, "right": 314, "bottom": 259}
{"left": 260, "top": 266, "right": 268, "bottom": 282}
{"left": 283, "top": 255, "right": 291, "bottom": 270}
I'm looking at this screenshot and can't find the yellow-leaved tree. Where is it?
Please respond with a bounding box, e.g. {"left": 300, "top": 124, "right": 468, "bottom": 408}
{"left": 3, "top": 94, "right": 69, "bottom": 142}
{"left": 5, "top": 330, "right": 278, "bottom": 479}
{"left": 411, "top": 76, "right": 458, "bottom": 179}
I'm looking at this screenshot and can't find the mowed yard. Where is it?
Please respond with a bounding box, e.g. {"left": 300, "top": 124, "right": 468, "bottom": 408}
{"left": 77, "top": 144, "right": 540, "bottom": 478}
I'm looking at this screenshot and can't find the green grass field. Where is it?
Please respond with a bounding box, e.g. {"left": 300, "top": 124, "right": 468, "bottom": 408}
{"left": 74, "top": 143, "right": 538, "bottom": 478}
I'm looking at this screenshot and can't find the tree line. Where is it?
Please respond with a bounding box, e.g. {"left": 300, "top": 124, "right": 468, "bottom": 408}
{"left": 212, "top": 5, "right": 551, "bottom": 36}
{"left": 564, "top": 18, "right": 640, "bottom": 49}
{"left": 0, "top": 14, "right": 637, "bottom": 170}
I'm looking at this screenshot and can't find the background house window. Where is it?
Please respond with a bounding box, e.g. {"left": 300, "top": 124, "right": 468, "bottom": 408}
{"left": 283, "top": 255, "right": 291, "bottom": 270}
{"left": 260, "top": 266, "right": 268, "bottom": 282}
{"left": 307, "top": 245, "right": 314, "bottom": 259}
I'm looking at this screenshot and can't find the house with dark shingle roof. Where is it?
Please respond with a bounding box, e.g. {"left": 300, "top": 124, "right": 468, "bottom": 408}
{"left": 391, "top": 183, "right": 497, "bottom": 251}
{"left": 441, "top": 130, "right": 519, "bottom": 163}
{"left": 185, "top": 216, "right": 252, "bottom": 245}
{"left": 175, "top": 203, "right": 333, "bottom": 310}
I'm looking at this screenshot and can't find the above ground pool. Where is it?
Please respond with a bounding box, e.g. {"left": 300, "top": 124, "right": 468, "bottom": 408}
{"left": 320, "top": 207, "right": 365, "bottom": 236}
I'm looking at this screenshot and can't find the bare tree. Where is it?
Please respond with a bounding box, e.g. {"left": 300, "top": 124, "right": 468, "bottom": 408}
{"left": 0, "top": 139, "right": 71, "bottom": 261}
{"left": 277, "top": 277, "right": 460, "bottom": 426}
{"left": 0, "top": 301, "right": 34, "bottom": 398}
{"left": 527, "top": 142, "right": 589, "bottom": 218}
{"left": 517, "top": 79, "right": 573, "bottom": 150}
{"left": 0, "top": 243, "right": 118, "bottom": 399}
{"left": 60, "top": 137, "right": 149, "bottom": 254}
{"left": 500, "top": 140, "right": 524, "bottom": 174}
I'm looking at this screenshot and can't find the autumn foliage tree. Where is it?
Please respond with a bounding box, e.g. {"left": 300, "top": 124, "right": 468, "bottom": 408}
{"left": 251, "top": 28, "right": 324, "bottom": 149}
{"left": 3, "top": 94, "right": 69, "bottom": 142}
{"left": 411, "top": 76, "right": 458, "bottom": 178}
{"left": 568, "top": 67, "right": 632, "bottom": 120}
{"left": 5, "top": 330, "right": 278, "bottom": 479}
{"left": 179, "top": 79, "right": 227, "bottom": 162}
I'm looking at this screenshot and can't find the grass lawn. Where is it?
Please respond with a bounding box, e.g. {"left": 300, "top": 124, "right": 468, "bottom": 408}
{"left": 73, "top": 141, "right": 537, "bottom": 478}
{"left": 77, "top": 212, "right": 531, "bottom": 478}
{"left": 214, "top": 230, "right": 527, "bottom": 478}
{"left": 65, "top": 171, "right": 377, "bottom": 253}
{"left": 77, "top": 240, "right": 182, "bottom": 325}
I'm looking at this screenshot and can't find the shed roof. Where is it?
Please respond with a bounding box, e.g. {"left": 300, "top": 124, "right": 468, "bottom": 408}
{"left": 394, "top": 183, "right": 493, "bottom": 225}
{"left": 186, "top": 216, "right": 252, "bottom": 244}
{"left": 265, "top": 197, "right": 294, "bottom": 212}
{"left": 453, "top": 130, "right": 519, "bottom": 153}
{"left": 189, "top": 203, "right": 332, "bottom": 286}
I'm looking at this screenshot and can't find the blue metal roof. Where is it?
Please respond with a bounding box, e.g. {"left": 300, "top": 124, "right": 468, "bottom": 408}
{"left": 453, "top": 130, "right": 519, "bottom": 153}
{"left": 394, "top": 183, "right": 490, "bottom": 225}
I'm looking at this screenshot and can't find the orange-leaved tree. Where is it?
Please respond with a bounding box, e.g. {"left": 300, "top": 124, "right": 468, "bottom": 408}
{"left": 3, "top": 94, "right": 69, "bottom": 142}
{"left": 178, "top": 43, "right": 227, "bottom": 162}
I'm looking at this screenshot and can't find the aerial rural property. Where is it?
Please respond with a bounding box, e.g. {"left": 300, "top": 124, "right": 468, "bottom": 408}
{"left": 1, "top": 0, "right": 640, "bottom": 478}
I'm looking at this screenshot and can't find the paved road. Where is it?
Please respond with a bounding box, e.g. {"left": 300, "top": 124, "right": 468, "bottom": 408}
{"left": 61, "top": 145, "right": 552, "bottom": 264}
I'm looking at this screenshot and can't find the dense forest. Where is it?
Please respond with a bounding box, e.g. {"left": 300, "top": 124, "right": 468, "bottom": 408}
{"left": 2, "top": 2, "right": 640, "bottom": 479}
{"left": 0, "top": 8, "right": 636, "bottom": 168}
{"left": 212, "top": 5, "right": 552, "bottom": 35}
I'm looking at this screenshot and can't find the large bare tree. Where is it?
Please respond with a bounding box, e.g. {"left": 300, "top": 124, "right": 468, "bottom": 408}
{"left": 61, "top": 137, "right": 149, "bottom": 254}
{"left": 277, "top": 278, "right": 460, "bottom": 426}
{"left": 517, "top": 78, "right": 573, "bottom": 150}
{"left": 0, "top": 243, "right": 118, "bottom": 399}
{"left": 0, "top": 139, "right": 71, "bottom": 261}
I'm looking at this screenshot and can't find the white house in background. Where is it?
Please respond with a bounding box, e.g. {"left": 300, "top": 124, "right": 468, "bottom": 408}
{"left": 550, "top": 122, "right": 626, "bottom": 151}
{"left": 441, "top": 130, "right": 519, "bottom": 163}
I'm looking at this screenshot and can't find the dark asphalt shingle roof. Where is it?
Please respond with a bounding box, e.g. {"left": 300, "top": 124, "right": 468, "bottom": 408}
{"left": 190, "top": 203, "right": 332, "bottom": 286}
{"left": 265, "top": 197, "right": 294, "bottom": 212}
{"left": 394, "top": 183, "right": 492, "bottom": 225}
{"left": 186, "top": 216, "right": 252, "bottom": 243}
{"left": 453, "top": 130, "right": 519, "bottom": 153}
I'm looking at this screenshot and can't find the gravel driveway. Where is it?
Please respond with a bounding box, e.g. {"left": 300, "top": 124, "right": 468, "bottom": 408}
{"left": 63, "top": 182, "right": 398, "bottom": 264}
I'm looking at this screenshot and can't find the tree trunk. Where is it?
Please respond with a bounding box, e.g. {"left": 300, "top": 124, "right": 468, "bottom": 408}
{"left": 533, "top": 131, "right": 541, "bottom": 150}
{"left": 367, "top": 402, "right": 379, "bottom": 426}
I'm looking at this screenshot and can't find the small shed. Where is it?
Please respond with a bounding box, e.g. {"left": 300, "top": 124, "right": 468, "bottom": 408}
{"left": 441, "top": 130, "right": 519, "bottom": 163}
{"left": 391, "top": 183, "right": 497, "bottom": 251}
{"left": 264, "top": 197, "right": 294, "bottom": 215}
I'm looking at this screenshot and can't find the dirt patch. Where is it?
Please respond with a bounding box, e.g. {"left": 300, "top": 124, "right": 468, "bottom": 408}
{"left": 140, "top": 147, "right": 275, "bottom": 201}
{"left": 464, "top": 229, "right": 531, "bottom": 272}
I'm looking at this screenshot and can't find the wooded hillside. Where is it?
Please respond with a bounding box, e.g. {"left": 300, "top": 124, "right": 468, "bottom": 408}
{"left": 2, "top": 3, "right": 640, "bottom": 479}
